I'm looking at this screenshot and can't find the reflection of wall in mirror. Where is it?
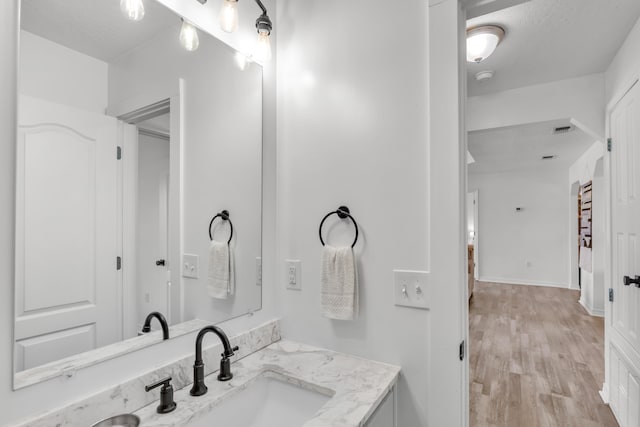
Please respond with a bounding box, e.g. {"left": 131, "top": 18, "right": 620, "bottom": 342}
{"left": 108, "top": 26, "right": 263, "bottom": 324}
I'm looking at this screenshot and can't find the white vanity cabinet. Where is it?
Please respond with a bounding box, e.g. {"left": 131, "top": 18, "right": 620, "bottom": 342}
{"left": 365, "top": 386, "right": 397, "bottom": 427}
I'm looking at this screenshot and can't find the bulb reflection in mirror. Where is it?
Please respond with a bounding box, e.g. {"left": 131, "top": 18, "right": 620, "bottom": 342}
{"left": 120, "top": 0, "right": 145, "bottom": 21}
{"left": 235, "top": 52, "right": 252, "bottom": 71}
{"left": 219, "top": 0, "right": 239, "bottom": 33}
{"left": 180, "top": 20, "right": 199, "bottom": 52}
{"left": 254, "top": 30, "right": 272, "bottom": 63}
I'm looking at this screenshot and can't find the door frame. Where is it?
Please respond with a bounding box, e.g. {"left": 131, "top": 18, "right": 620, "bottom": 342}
{"left": 110, "top": 81, "right": 184, "bottom": 333}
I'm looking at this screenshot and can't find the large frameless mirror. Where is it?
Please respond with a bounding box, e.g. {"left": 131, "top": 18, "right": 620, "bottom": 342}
{"left": 14, "top": 0, "right": 262, "bottom": 389}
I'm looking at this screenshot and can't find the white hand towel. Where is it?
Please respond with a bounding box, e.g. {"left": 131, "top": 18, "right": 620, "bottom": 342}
{"left": 321, "top": 245, "right": 358, "bottom": 320}
{"left": 208, "top": 240, "right": 235, "bottom": 299}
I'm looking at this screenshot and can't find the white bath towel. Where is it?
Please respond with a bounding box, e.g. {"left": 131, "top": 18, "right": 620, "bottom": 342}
{"left": 207, "top": 240, "right": 235, "bottom": 299}
{"left": 321, "top": 245, "right": 358, "bottom": 320}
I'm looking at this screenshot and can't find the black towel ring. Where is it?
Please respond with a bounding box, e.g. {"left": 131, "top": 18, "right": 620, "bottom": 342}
{"left": 209, "top": 210, "right": 233, "bottom": 244}
{"left": 319, "top": 206, "right": 359, "bottom": 248}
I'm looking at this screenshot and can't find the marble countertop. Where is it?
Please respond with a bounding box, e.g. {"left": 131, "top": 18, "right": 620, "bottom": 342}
{"left": 136, "top": 340, "right": 401, "bottom": 427}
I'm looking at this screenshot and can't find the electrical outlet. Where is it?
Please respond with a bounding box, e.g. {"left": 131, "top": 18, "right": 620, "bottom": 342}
{"left": 256, "top": 257, "right": 262, "bottom": 286}
{"left": 286, "top": 260, "right": 302, "bottom": 290}
{"left": 393, "top": 270, "right": 430, "bottom": 309}
{"left": 182, "top": 254, "right": 199, "bottom": 279}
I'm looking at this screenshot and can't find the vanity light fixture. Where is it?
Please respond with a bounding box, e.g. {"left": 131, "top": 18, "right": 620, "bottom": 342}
{"left": 196, "top": 0, "right": 273, "bottom": 62}
{"left": 180, "top": 19, "right": 200, "bottom": 51}
{"left": 466, "top": 25, "right": 505, "bottom": 63}
{"left": 120, "top": 0, "right": 145, "bottom": 21}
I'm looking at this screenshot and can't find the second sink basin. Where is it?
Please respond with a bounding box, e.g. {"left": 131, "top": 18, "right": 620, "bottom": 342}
{"left": 188, "top": 373, "right": 332, "bottom": 427}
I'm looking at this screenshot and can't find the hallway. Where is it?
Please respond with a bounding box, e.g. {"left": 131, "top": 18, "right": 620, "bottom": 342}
{"left": 469, "top": 281, "right": 618, "bottom": 427}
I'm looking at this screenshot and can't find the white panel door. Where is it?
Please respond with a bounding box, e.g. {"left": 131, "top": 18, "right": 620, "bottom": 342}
{"left": 611, "top": 82, "right": 640, "bottom": 355}
{"left": 15, "top": 96, "right": 120, "bottom": 371}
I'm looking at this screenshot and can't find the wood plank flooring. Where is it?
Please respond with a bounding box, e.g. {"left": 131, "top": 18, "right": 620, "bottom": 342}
{"left": 469, "top": 281, "right": 619, "bottom": 427}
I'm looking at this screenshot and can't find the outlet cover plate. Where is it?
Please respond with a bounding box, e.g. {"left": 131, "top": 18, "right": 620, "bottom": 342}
{"left": 182, "top": 254, "right": 199, "bottom": 279}
{"left": 393, "top": 270, "right": 430, "bottom": 309}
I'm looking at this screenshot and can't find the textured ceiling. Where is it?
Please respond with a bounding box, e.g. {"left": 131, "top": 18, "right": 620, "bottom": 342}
{"left": 467, "top": 0, "right": 640, "bottom": 96}
{"left": 468, "top": 119, "right": 595, "bottom": 174}
{"left": 21, "top": 0, "right": 179, "bottom": 62}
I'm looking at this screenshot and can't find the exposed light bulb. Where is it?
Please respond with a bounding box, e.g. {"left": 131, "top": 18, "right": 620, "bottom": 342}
{"left": 180, "top": 20, "right": 199, "bottom": 51}
{"left": 120, "top": 0, "right": 145, "bottom": 21}
{"left": 254, "top": 30, "right": 272, "bottom": 63}
{"left": 219, "top": 0, "right": 239, "bottom": 33}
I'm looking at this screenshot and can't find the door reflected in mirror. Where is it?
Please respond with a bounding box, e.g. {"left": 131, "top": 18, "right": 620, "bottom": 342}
{"left": 14, "top": 0, "right": 262, "bottom": 388}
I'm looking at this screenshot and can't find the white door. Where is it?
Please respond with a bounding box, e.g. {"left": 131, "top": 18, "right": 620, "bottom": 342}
{"left": 136, "top": 132, "right": 170, "bottom": 326}
{"left": 14, "top": 96, "right": 121, "bottom": 371}
{"left": 609, "top": 80, "right": 640, "bottom": 425}
{"left": 611, "top": 82, "right": 640, "bottom": 353}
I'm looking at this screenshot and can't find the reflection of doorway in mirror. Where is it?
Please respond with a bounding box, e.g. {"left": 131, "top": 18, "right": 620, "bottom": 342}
{"left": 135, "top": 116, "right": 171, "bottom": 333}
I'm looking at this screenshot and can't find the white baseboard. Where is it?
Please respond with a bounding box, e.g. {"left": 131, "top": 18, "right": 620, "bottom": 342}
{"left": 599, "top": 382, "right": 610, "bottom": 404}
{"left": 579, "top": 298, "right": 605, "bottom": 317}
{"left": 477, "top": 276, "right": 570, "bottom": 289}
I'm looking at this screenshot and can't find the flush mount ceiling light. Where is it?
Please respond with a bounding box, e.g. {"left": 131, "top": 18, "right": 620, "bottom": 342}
{"left": 466, "top": 25, "right": 505, "bottom": 63}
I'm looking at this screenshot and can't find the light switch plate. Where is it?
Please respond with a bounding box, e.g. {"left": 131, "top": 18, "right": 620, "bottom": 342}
{"left": 393, "top": 270, "right": 430, "bottom": 309}
{"left": 285, "top": 259, "right": 302, "bottom": 290}
{"left": 182, "top": 254, "right": 199, "bottom": 279}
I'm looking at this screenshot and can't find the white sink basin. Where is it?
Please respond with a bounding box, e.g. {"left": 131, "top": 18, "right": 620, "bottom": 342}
{"left": 189, "top": 374, "right": 332, "bottom": 427}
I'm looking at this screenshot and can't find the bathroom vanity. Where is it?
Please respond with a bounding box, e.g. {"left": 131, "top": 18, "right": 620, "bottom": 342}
{"left": 15, "top": 320, "right": 399, "bottom": 427}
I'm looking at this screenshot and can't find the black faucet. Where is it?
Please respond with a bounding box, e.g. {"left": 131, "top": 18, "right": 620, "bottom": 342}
{"left": 145, "top": 376, "right": 177, "bottom": 414}
{"left": 190, "top": 325, "right": 239, "bottom": 396}
{"left": 142, "top": 311, "right": 170, "bottom": 340}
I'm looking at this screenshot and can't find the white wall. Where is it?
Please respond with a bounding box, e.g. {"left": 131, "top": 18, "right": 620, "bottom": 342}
{"left": 569, "top": 141, "right": 606, "bottom": 185}
{"left": 606, "top": 16, "right": 640, "bottom": 104}
{"left": 19, "top": 30, "right": 108, "bottom": 114}
{"left": 108, "top": 26, "right": 263, "bottom": 325}
{"left": 0, "top": 0, "right": 278, "bottom": 425}
{"left": 469, "top": 168, "right": 571, "bottom": 287}
{"left": 467, "top": 73, "right": 606, "bottom": 140}
{"left": 275, "top": 0, "right": 465, "bottom": 426}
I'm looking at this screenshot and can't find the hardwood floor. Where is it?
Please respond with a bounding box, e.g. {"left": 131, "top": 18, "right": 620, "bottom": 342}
{"left": 469, "top": 281, "right": 619, "bottom": 427}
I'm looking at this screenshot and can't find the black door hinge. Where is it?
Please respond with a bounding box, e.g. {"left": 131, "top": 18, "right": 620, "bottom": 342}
{"left": 117, "top": 146, "right": 122, "bottom": 160}
{"left": 117, "top": 256, "right": 122, "bottom": 271}
{"left": 459, "top": 340, "right": 465, "bottom": 361}
{"left": 607, "top": 138, "right": 612, "bottom": 152}
{"left": 609, "top": 288, "right": 614, "bottom": 302}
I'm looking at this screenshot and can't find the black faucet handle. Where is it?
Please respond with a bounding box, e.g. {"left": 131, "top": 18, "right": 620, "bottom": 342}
{"left": 145, "top": 377, "right": 177, "bottom": 414}
{"left": 145, "top": 376, "right": 172, "bottom": 392}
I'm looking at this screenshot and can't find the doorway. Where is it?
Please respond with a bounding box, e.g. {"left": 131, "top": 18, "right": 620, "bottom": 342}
{"left": 117, "top": 99, "right": 177, "bottom": 339}
{"left": 135, "top": 117, "right": 170, "bottom": 332}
